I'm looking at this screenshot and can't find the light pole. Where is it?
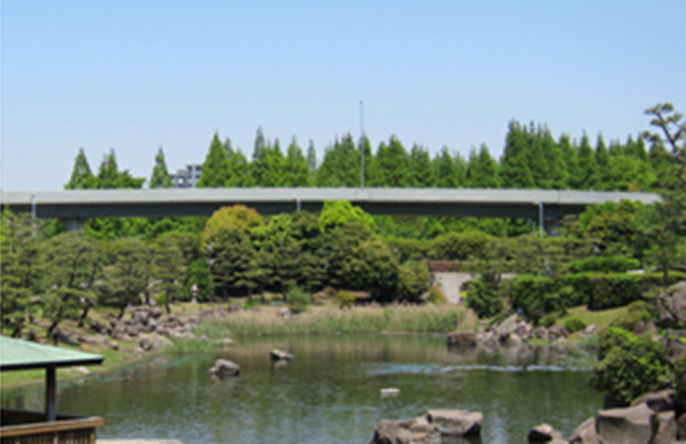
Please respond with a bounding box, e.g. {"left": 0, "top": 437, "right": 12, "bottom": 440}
{"left": 359, "top": 100, "right": 365, "bottom": 188}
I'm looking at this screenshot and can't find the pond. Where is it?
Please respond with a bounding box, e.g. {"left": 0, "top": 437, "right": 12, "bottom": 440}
{"left": 2, "top": 334, "right": 602, "bottom": 443}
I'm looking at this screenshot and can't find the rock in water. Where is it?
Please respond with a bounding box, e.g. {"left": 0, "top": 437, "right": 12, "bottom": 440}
{"left": 381, "top": 388, "right": 400, "bottom": 397}
{"left": 446, "top": 331, "right": 477, "bottom": 348}
{"left": 208, "top": 359, "right": 240, "bottom": 377}
{"left": 426, "top": 409, "right": 482, "bottom": 436}
{"left": 528, "top": 423, "right": 568, "bottom": 443}
{"left": 596, "top": 402, "right": 656, "bottom": 444}
{"left": 269, "top": 349, "right": 294, "bottom": 360}
{"left": 369, "top": 418, "right": 440, "bottom": 444}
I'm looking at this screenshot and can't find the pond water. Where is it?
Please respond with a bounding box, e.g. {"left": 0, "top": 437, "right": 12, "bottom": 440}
{"left": 2, "top": 334, "right": 602, "bottom": 443}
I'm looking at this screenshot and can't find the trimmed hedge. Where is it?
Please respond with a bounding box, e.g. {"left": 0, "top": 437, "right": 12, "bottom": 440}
{"left": 568, "top": 256, "right": 640, "bottom": 274}
{"left": 512, "top": 272, "right": 649, "bottom": 317}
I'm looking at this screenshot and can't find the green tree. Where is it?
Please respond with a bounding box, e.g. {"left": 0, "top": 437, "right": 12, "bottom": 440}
{"left": 369, "top": 136, "right": 411, "bottom": 187}
{"left": 99, "top": 237, "right": 152, "bottom": 318}
{"left": 1, "top": 212, "right": 44, "bottom": 337}
{"left": 465, "top": 144, "right": 499, "bottom": 188}
{"left": 197, "top": 133, "right": 230, "bottom": 188}
{"left": 595, "top": 135, "right": 612, "bottom": 190}
{"left": 153, "top": 235, "right": 185, "bottom": 313}
{"left": 283, "top": 137, "right": 313, "bottom": 186}
{"left": 318, "top": 200, "right": 374, "bottom": 232}
{"left": 397, "top": 260, "right": 430, "bottom": 303}
{"left": 559, "top": 134, "right": 579, "bottom": 189}
{"left": 316, "top": 134, "right": 361, "bottom": 187}
{"left": 575, "top": 134, "right": 599, "bottom": 190}
{"left": 41, "top": 232, "right": 100, "bottom": 337}
{"left": 66, "top": 148, "right": 96, "bottom": 189}
{"left": 96, "top": 149, "right": 145, "bottom": 189}
{"left": 500, "top": 121, "right": 535, "bottom": 188}
{"left": 307, "top": 140, "right": 317, "bottom": 174}
{"left": 150, "top": 147, "right": 173, "bottom": 188}
{"left": 409, "top": 144, "right": 433, "bottom": 187}
{"left": 639, "top": 103, "right": 686, "bottom": 283}
{"left": 250, "top": 129, "right": 285, "bottom": 187}
{"left": 432, "top": 147, "right": 461, "bottom": 187}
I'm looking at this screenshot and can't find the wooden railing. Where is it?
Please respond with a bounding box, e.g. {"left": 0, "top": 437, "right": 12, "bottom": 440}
{"left": 0, "top": 409, "right": 104, "bottom": 444}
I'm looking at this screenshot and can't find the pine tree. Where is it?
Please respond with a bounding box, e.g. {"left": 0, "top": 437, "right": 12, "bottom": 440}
{"left": 150, "top": 147, "right": 172, "bottom": 188}
{"left": 432, "top": 146, "right": 460, "bottom": 187}
{"left": 307, "top": 140, "right": 317, "bottom": 174}
{"left": 370, "top": 136, "right": 411, "bottom": 187}
{"left": 95, "top": 149, "right": 145, "bottom": 189}
{"left": 559, "top": 134, "right": 578, "bottom": 189}
{"left": 409, "top": 144, "right": 432, "bottom": 187}
{"left": 251, "top": 129, "right": 285, "bottom": 187}
{"left": 595, "top": 135, "right": 612, "bottom": 190}
{"left": 541, "top": 128, "right": 567, "bottom": 189}
{"left": 316, "top": 134, "right": 361, "bottom": 187}
{"left": 500, "top": 121, "right": 535, "bottom": 188}
{"left": 66, "top": 148, "right": 96, "bottom": 189}
{"left": 96, "top": 149, "right": 120, "bottom": 189}
{"left": 196, "top": 133, "right": 230, "bottom": 188}
{"left": 576, "top": 133, "right": 599, "bottom": 190}
{"left": 283, "top": 137, "right": 313, "bottom": 187}
{"left": 466, "top": 144, "right": 499, "bottom": 188}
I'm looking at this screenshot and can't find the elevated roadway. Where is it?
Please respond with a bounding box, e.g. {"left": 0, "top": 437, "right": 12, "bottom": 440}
{"left": 1, "top": 188, "right": 662, "bottom": 231}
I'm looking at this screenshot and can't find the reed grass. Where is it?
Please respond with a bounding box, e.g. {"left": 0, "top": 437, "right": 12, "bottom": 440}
{"left": 194, "top": 304, "right": 467, "bottom": 338}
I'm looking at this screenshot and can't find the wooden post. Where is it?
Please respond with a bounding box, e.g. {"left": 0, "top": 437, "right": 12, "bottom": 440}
{"left": 45, "top": 367, "right": 56, "bottom": 421}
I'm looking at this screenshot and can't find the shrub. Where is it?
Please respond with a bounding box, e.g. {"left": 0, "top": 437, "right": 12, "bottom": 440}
{"left": 429, "top": 231, "right": 492, "bottom": 261}
{"left": 564, "top": 317, "right": 587, "bottom": 334}
{"left": 591, "top": 327, "right": 674, "bottom": 405}
{"left": 427, "top": 286, "right": 448, "bottom": 305}
{"left": 540, "top": 312, "right": 558, "bottom": 328}
{"left": 586, "top": 274, "right": 642, "bottom": 310}
{"left": 638, "top": 271, "right": 686, "bottom": 287}
{"left": 397, "top": 260, "right": 431, "bottom": 303}
{"left": 568, "top": 256, "right": 640, "bottom": 274}
{"left": 338, "top": 291, "right": 355, "bottom": 309}
{"left": 465, "top": 273, "right": 502, "bottom": 319}
{"left": 286, "top": 285, "right": 311, "bottom": 314}
{"left": 511, "top": 275, "right": 561, "bottom": 320}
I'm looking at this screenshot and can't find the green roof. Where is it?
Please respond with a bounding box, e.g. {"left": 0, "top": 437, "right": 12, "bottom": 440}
{"left": 0, "top": 336, "right": 104, "bottom": 371}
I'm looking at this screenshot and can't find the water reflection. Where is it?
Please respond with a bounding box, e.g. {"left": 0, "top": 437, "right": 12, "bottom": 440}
{"left": 2, "top": 334, "right": 602, "bottom": 444}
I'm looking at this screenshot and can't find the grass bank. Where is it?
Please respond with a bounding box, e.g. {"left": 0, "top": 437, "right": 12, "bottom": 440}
{"left": 195, "top": 304, "right": 467, "bottom": 338}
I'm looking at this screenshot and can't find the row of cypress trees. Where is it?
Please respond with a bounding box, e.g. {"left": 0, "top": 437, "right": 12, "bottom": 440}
{"left": 66, "top": 120, "right": 666, "bottom": 193}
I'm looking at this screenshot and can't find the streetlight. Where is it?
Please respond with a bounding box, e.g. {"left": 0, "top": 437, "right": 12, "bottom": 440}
{"left": 360, "top": 100, "right": 365, "bottom": 188}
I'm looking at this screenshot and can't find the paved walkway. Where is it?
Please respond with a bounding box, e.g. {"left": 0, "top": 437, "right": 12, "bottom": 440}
{"left": 433, "top": 272, "right": 515, "bottom": 304}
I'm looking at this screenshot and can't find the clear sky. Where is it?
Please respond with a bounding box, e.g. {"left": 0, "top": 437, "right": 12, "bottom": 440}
{"left": 1, "top": 0, "right": 685, "bottom": 190}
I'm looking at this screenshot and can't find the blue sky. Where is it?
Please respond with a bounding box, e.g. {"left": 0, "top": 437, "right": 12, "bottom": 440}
{"left": 2, "top": 1, "right": 685, "bottom": 190}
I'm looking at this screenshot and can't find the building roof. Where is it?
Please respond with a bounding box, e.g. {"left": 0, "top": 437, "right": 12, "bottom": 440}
{"left": 0, "top": 336, "right": 105, "bottom": 371}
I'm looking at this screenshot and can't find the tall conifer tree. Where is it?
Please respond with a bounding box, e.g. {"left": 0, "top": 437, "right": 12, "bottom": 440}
{"left": 409, "top": 144, "right": 432, "bottom": 187}
{"left": 576, "top": 133, "right": 599, "bottom": 189}
{"left": 432, "top": 147, "right": 460, "bottom": 187}
{"left": 283, "top": 137, "right": 313, "bottom": 187}
{"left": 66, "top": 148, "right": 96, "bottom": 189}
{"left": 500, "top": 121, "right": 535, "bottom": 188}
{"left": 196, "top": 133, "right": 230, "bottom": 188}
{"left": 370, "top": 136, "right": 411, "bottom": 187}
{"left": 150, "top": 147, "right": 172, "bottom": 188}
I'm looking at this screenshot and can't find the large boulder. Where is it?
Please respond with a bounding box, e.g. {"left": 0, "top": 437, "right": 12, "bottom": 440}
{"left": 654, "top": 411, "right": 677, "bottom": 444}
{"left": 447, "top": 332, "right": 477, "bottom": 349}
{"left": 658, "top": 281, "right": 686, "bottom": 327}
{"left": 494, "top": 314, "right": 519, "bottom": 341}
{"left": 369, "top": 417, "right": 440, "bottom": 444}
{"left": 596, "top": 402, "right": 656, "bottom": 444}
{"left": 426, "top": 409, "right": 482, "bottom": 436}
{"left": 209, "top": 359, "right": 240, "bottom": 377}
{"left": 630, "top": 389, "right": 677, "bottom": 413}
{"left": 516, "top": 322, "right": 534, "bottom": 341}
{"left": 548, "top": 325, "right": 569, "bottom": 341}
{"left": 528, "top": 423, "right": 568, "bottom": 443}
{"left": 535, "top": 327, "right": 550, "bottom": 341}
{"left": 663, "top": 330, "right": 686, "bottom": 358}
{"left": 478, "top": 330, "right": 496, "bottom": 348}
{"left": 90, "top": 319, "right": 112, "bottom": 336}
{"left": 568, "top": 417, "right": 598, "bottom": 444}
{"left": 270, "top": 349, "right": 294, "bottom": 360}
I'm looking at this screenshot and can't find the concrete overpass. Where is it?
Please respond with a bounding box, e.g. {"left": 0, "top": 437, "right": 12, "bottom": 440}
{"left": 1, "top": 188, "right": 662, "bottom": 231}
